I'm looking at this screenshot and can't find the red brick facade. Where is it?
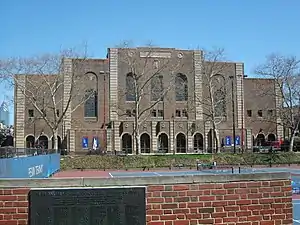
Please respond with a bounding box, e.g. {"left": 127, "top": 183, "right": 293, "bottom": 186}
{"left": 0, "top": 177, "right": 293, "bottom": 225}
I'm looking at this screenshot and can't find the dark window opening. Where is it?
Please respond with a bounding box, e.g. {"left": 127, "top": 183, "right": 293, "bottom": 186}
{"left": 267, "top": 109, "right": 273, "bottom": 117}
{"left": 151, "top": 109, "right": 157, "bottom": 117}
{"left": 258, "top": 110, "right": 263, "bottom": 117}
{"left": 84, "top": 89, "right": 98, "bottom": 117}
{"left": 126, "top": 73, "right": 136, "bottom": 101}
{"left": 247, "top": 110, "right": 252, "bottom": 117}
{"left": 158, "top": 110, "right": 164, "bottom": 117}
{"left": 176, "top": 110, "right": 181, "bottom": 117}
{"left": 126, "top": 109, "right": 132, "bottom": 117}
{"left": 28, "top": 109, "right": 34, "bottom": 118}
{"left": 175, "top": 73, "right": 188, "bottom": 101}
{"left": 182, "top": 109, "right": 188, "bottom": 118}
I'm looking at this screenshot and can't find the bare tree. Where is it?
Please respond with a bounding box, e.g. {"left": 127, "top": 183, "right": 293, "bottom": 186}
{"left": 115, "top": 43, "right": 182, "bottom": 154}
{"left": 0, "top": 46, "right": 93, "bottom": 150}
{"left": 194, "top": 48, "right": 231, "bottom": 153}
{"left": 255, "top": 53, "right": 300, "bottom": 151}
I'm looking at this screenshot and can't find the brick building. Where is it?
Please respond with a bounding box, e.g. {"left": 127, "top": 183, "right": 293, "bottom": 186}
{"left": 14, "top": 47, "right": 283, "bottom": 153}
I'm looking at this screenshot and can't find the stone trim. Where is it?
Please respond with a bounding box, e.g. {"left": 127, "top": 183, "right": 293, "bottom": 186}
{"left": 0, "top": 172, "right": 290, "bottom": 188}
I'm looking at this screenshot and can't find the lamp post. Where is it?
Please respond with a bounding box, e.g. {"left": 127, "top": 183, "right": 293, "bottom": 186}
{"left": 229, "top": 76, "right": 236, "bottom": 154}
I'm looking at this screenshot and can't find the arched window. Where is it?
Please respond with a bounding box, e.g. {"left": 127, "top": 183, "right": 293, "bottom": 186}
{"left": 126, "top": 73, "right": 136, "bottom": 101}
{"left": 212, "top": 75, "right": 226, "bottom": 117}
{"left": 151, "top": 75, "right": 163, "bottom": 101}
{"left": 175, "top": 73, "right": 188, "bottom": 101}
{"left": 84, "top": 89, "right": 98, "bottom": 117}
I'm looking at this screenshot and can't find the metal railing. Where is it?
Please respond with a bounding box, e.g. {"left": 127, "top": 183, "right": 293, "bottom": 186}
{"left": 0, "top": 147, "right": 59, "bottom": 158}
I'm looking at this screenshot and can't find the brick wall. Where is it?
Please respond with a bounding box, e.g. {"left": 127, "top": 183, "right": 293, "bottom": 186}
{"left": 0, "top": 173, "right": 293, "bottom": 225}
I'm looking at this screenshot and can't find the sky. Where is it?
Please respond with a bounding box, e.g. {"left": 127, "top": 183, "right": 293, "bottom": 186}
{"left": 1, "top": 0, "right": 300, "bottom": 124}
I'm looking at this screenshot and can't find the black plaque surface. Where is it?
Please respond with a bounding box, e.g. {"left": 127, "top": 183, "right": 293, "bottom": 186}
{"left": 28, "top": 187, "right": 146, "bottom": 225}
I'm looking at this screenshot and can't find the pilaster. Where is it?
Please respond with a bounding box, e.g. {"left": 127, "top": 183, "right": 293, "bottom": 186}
{"left": 187, "top": 121, "right": 193, "bottom": 152}
{"left": 170, "top": 121, "right": 174, "bottom": 153}
{"left": 114, "top": 121, "right": 121, "bottom": 152}
{"left": 151, "top": 122, "right": 157, "bottom": 152}
{"left": 246, "top": 129, "right": 252, "bottom": 150}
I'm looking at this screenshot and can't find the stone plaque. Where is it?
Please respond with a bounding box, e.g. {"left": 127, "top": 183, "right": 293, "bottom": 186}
{"left": 28, "top": 187, "right": 146, "bottom": 225}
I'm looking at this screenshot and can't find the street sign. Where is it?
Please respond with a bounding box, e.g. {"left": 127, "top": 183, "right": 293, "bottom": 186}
{"left": 82, "top": 137, "right": 88, "bottom": 148}
{"left": 235, "top": 136, "right": 241, "bottom": 145}
{"left": 225, "top": 136, "right": 231, "bottom": 146}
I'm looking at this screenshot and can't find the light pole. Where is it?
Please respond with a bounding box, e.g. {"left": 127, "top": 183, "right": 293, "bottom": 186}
{"left": 229, "top": 76, "right": 236, "bottom": 154}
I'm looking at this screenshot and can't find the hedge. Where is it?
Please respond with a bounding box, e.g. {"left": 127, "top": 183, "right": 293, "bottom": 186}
{"left": 60, "top": 152, "right": 300, "bottom": 171}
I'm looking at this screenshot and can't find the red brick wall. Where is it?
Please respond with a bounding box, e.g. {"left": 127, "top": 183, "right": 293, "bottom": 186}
{"left": 0, "top": 180, "right": 293, "bottom": 225}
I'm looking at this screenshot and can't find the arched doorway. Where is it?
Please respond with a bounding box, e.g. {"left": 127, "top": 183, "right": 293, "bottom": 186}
{"left": 122, "top": 134, "right": 132, "bottom": 154}
{"left": 256, "top": 133, "right": 265, "bottom": 146}
{"left": 176, "top": 133, "right": 186, "bottom": 153}
{"left": 157, "top": 133, "right": 168, "bottom": 153}
{"left": 193, "top": 133, "right": 204, "bottom": 152}
{"left": 37, "top": 135, "right": 48, "bottom": 149}
{"left": 140, "top": 133, "right": 151, "bottom": 153}
{"left": 25, "top": 135, "right": 35, "bottom": 148}
{"left": 51, "top": 136, "right": 62, "bottom": 149}
{"left": 267, "top": 133, "right": 276, "bottom": 142}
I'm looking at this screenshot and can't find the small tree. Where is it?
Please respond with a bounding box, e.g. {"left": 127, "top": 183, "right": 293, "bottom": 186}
{"left": 194, "top": 48, "right": 230, "bottom": 153}
{"left": 0, "top": 46, "right": 93, "bottom": 150}
{"left": 255, "top": 53, "right": 300, "bottom": 151}
{"left": 116, "top": 43, "right": 182, "bottom": 154}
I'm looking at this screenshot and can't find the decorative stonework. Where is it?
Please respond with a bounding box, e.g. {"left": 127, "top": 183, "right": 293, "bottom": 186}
{"left": 194, "top": 50, "right": 203, "bottom": 121}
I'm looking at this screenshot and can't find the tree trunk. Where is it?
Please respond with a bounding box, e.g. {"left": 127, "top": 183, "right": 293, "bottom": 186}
{"left": 212, "top": 122, "right": 219, "bottom": 153}
{"left": 52, "top": 129, "right": 59, "bottom": 153}
{"left": 134, "top": 113, "right": 140, "bottom": 155}
{"left": 289, "top": 129, "right": 296, "bottom": 152}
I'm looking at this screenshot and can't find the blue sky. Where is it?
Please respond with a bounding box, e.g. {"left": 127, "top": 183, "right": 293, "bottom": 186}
{"left": 1, "top": 0, "right": 300, "bottom": 124}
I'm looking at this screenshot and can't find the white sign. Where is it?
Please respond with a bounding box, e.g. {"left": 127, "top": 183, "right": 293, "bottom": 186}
{"left": 28, "top": 165, "right": 44, "bottom": 178}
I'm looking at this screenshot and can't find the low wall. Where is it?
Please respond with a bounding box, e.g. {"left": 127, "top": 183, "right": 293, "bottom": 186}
{"left": 0, "top": 172, "right": 293, "bottom": 225}
{"left": 0, "top": 153, "right": 60, "bottom": 178}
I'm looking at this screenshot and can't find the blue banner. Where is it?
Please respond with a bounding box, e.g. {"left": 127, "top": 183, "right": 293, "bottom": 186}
{"left": 82, "top": 137, "right": 88, "bottom": 148}
{"left": 235, "top": 136, "right": 241, "bottom": 145}
{"left": 0, "top": 153, "right": 60, "bottom": 178}
{"left": 225, "top": 136, "right": 231, "bottom": 146}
